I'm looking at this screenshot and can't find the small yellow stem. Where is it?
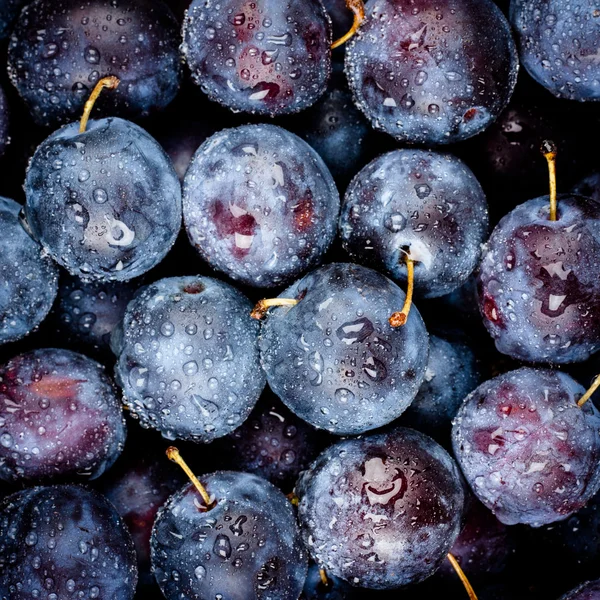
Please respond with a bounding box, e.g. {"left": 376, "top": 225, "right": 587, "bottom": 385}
{"left": 251, "top": 298, "right": 299, "bottom": 320}
{"left": 390, "top": 255, "right": 415, "bottom": 327}
{"left": 541, "top": 140, "right": 558, "bottom": 221}
{"left": 286, "top": 492, "right": 299, "bottom": 506}
{"left": 166, "top": 447, "right": 213, "bottom": 509}
{"left": 319, "top": 567, "right": 329, "bottom": 587}
{"left": 331, "top": 0, "right": 366, "bottom": 49}
{"left": 578, "top": 374, "right": 600, "bottom": 407}
{"left": 447, "top": 553, "right": 478, "bottom": 600}
{"left": 79, "top": 76, "right": 120, "bottom": 134}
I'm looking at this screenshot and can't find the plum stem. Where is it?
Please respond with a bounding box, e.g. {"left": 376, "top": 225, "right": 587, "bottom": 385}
{"left": 166, "top": 446, "right": 213, "bottom": 510}
{"left": 286, "top": 491, "right": 300, "bottom": 506}
{"left": 577, "top": 374, "right": 600, "bottom": 407}
{"left": 331, "top": 0, "right": 366, "bottom": 49}
{"left": 389, "top": 254, "right": 415, "bottom": 327}
{"left": 251, "top": 298, "right": 299, "bottom": 320}
{"left": 319, "top": 567, "right": 330, "bottom": 587}
{"left": 447, "top": 553, "right": 478, "bottom": 600}
{"left": 542, "top": 140, "right": 558, "bottom": 221}
{"left": 79, "top": 76, "right": 120, "bottom": 134}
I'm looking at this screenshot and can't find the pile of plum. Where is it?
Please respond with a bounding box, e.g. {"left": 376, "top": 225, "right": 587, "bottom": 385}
{"left": 2, "top": 0, "right": 600, "bottom": 598}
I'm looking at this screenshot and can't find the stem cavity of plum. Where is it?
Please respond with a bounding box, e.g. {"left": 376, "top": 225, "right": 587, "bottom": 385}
{"left": 390, "top": 253, "right": 415, "bottom": 327}
{"left": 251, "top": 298, "right": 300, "bottom": 320}
{"left": 331, "top": 0, "right": 366, "bottom": 49}
{"left": 577, "top": 374, "right": 600, "bottom": 408}
{"left": 447, "top": 553, "right": 479, "bottom": 600}
{"left": 79, "top": 76, "right": 120, "bottom": 134}
{"left": 166, "top": 446, "right": 214, "bottom": 510}
{"left": 542, "top": 140, "right": 558, "bottom": 222}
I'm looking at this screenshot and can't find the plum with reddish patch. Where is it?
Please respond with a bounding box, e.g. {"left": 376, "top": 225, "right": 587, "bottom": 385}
{"left": 345, "top": 0, "right": 518, "bottom": 145}
{"left": 0, "top": 348, "right": 126, "bottom": 483}
{"left": 477, "top": 195, "right": 600, "bottom": 364}
{"left": 183, "top": 124, "right": 339, "bottom": 288}
{"left": 452, "top": 368, "right": 600, "bottom": 527}
{"left": 182, "top": 0, "right": 332, "bottom": 116}
{"left": 296, "top": 427, "right": 465, "bottom": 588}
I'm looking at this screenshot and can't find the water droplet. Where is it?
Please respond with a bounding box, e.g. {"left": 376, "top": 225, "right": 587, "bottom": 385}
{"left": 213, "top": 534, "right": 232, "bottom": 559}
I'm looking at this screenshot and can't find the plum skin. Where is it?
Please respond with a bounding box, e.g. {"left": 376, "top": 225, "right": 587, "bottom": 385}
{"left": 452, "top": 368, "right": 600, "bottom": 527}
{"left": 296, "top": 426, "right": 465, "bottom": 589}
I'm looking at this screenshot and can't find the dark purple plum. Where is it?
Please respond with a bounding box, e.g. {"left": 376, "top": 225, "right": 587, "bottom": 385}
{"left": 217, "top": 393, "right": 329, "bottom": 492}
{"left": 0, "top": 85, "right": 9, "bottom": 158}
{"left": 0, "top": 0, "right": 25, "bottom": 39}
{"left": 296, "top": 427, "right": 465, "bottom": 588}
{"left": 340, "top": 149, "right": 489, "bottom": 298}
{"left": 181, "top": 0, "right": 332, "bottom": 116}
{"left": 437, "top": 498, "right": 516, "bottom": 582}
{"left": 323, "top": 0, "right": 354, "bottom": 43}
{"left": 99, "top": 442, "right": 185, "bottom": 586}
{"left": 0, "top": 485, "right": 137, "bottom": 599}
{"left": 478, "top": 195, "right": 600, "bottom": 364}
{"left": 7, "top": 0, "right": 181, "bottom": 127}
{"left": 511, "top": 0, "right": 600, "bottom": 101}
{"left": 401, "top": 334, "right": 482, "bottom": 443}
{"left": 345, "top": 0, "right": 519, "bottom": 145}
{"left": 54, "top": 273, "right": 137, "bottom": 357}
{"left": 0, "top": 197, "right": 58, "bottom": 345}
{"left": 151, "top": 470, "right": 308, "bottom": 600}
{"left": 452, "top": 368, "right": 600, "bottom": 527}
{"left": 0, "top": 348, "right": 126, "bottom": 482}
{"left": 25, "top": 117, "right": 182, "bottom": 282}
{"left": 302, "top": 563, "right": 360, "bottom": 600}
{"left": 574, "top": 171, "right": 600, "bottom": 204}
{"left": 183, "top": 124, "right": 340, "bottom": 288}
{"left": 114, "top": 276, "right": 265, "bottom": 442}
{"left": 259, "top": 263, "right": 429, "bottom": 435}
{"left": 561, "top": 580, "right": 600, "bottom": 600}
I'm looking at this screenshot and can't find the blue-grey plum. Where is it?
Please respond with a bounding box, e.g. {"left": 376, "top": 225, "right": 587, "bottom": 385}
{"left": 183, "top": 124, "right": 340, "bottom": 288}
{"left": 25, "top": 117, "right": 182, "bottom": 282}
{"left": 114, "top": 276, "right": 265, "bottom": 442}
{"left": 345, "top": 0, "right": 519, "bottom": 145}
{"left": 401, "top": 334, "right": 482, "bottom": 443}
{"left": 0, "top": 197, "right": 58, "bottom": 345}
{"left": 478, "top": 195, "right": 600, "bottom": 364}
{"left": 55, "top": 273, "right": 137, "bottom": 357}
{"left": 0, "top": 0, "right": 25, "bottom": 39}
{"left": 0, "top": 85, "right": 9, "bottom": 158}
{"left": 302, "top": 563, "right": 360, "bottom": 600}
{"left": 0, "top": 485, "right": 137, "bottom": 599}
{"left": 181, "top": 0, "right": 332, "bottom": 116}
{"left": 511, "top": 0, "right": 600, "bottom": 101}
{"left": 561, "top": 580, "right": 600, "bottom": 600}
{"left": 259, "top": 263, "right": 429, "bottom": 435}
{"left": 453, "top": 368, "right": 600, "bottom": 526}
{"left": 7, "top": 0, "right": 181, "bottom": 127}
{"left": 0, "top": 348, "right": 126, "bottom": 483}
{"left": 296, "top": 427, "right": 465, "bottom": 588}
{"left": 151, "top": 470, "right": 307, "bottom": 600}
{"left": 341, "top": 149, "right": 489, "bottom": 298}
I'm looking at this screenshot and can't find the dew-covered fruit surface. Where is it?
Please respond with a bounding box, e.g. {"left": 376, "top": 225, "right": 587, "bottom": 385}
{"left": 560, "top": 580, "right": 600, "bottom": 600}
{"left": 7, "top": 0, "right": 181, "bottom": 127}
{"left": 259, "top": 263, "right": 429, "bottom": 435}
{"left": 452, "top": 368, "right": 600, "bottom": 527}
{"left": 400, "top": 334, "right": 482, "bottom": 443}
{"left": 322, "top": 0, "right": 354, "bottom": 43}
{"left": 477, "top": 195, "right": 600, "bottom": 364}
{"left": 183, "top": 124, "right": 340, "bottom": 288}
{"left": 114, "top": 276, "right": 265, "bottom": 442}
{"left": 0, "top": 348, "right": 126, "bottom": 483}
{"left": 25, "top": 117, "right": 182, "bottom": 282}
{"left": 54, "top": 273, "right": 137, "bottom": 357}
{"left": 151, "top": 470, "right": 307, "bottom": 600}
{"left": 510, "top": 0, "right": 600, "bottom": 101}
{"left": 296, "top": 427, "right": 465, "bottom": 588}
{"left": 0, "top": 86, "right": 9, "bottom": 158}
{"left": 302, "top": 563, "right": 360, "bottom": 600}
{"left": 217, "top": 394, "right": 328, "bottom": 492}
{"left": 340, "top": 149, "right": 489, "bottom": 298}
{"left": 345, "top": 0, "right": 519, "bottom": 145}
{"left": 0, "top": 197, "right": 58, "bottom": 345}
{"left": 0, "top": 485, "right": 137, "bottom": 600}
{"left": 98, "top": 442, "right": 185, "bottom": 585}
{"left": 181, "top": 0, "right": 332, "bottom": 116}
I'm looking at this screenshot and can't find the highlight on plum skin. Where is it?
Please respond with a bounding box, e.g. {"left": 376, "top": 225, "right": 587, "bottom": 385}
{"left": 345, "top": 0, "right": 519, "bottom": 145}
{"left": 452, "top": 367, "right": 600, "bottom": 527}
{"left": 296, "top": 426, "right": 465, "bottom": 588}
{"left": 0, "top": 348, "right": 126, "bottom": 483}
